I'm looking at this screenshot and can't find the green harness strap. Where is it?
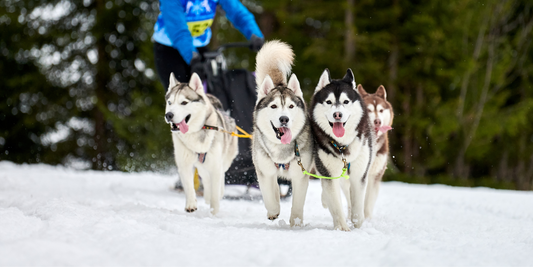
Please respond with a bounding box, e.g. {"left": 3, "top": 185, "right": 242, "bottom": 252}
{"left": 294, "top": 141, "right": 350, "bottom": 180}
{"left": 303, "top": 168, "right": 350, "bottom": 180}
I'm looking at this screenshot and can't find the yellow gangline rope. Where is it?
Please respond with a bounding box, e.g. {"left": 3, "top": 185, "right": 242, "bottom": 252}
{"left": 219, "top": 126, "right": 253, "bottom": 139}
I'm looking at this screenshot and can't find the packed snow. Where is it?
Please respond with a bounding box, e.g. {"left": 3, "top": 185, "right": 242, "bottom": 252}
{"left": 1, "top": 161, "right": 532, "bottom": 266}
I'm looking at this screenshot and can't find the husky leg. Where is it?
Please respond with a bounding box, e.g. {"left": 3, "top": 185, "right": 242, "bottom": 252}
{"left": 340, "top": 178, "right": 352, "bottom": 219}
{"left": 257, "top": 171, "right": 280, "bottom": 220}
{"left": 349, "top": 172, "right": 368, "bottom": 228}
{"left": 290, "top": 174, "right": 309, "bottom": 227}
{"left": 364, "top": 177, "right": 380, "bottom": 219}
{"left": 209, "top": 164, "right": 223, "bottom": 215}
{"left": 179, "top": 166, "right": 197, "bottom": 213}
{"left": 197, "top": 166, "right": 211, "bottom": 205}
{"left": 219, "top": 176, "right": 225, "bottom": 200}
{"left": 321, "top": 179, "right": 350, "bottom": 231}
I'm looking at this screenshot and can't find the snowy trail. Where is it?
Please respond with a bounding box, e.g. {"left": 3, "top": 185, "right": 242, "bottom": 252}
{"left": 1, "top": 161, "right": 532, "bottom": 266}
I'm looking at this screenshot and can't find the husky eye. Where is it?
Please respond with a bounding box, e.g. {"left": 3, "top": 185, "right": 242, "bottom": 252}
{"left": 380, "top": 109, "right": 384, "bottom": 113}
{"left": 343, "top": 100, "right": 350, "bottom": 104}
{"left": 271, "top": 104, "right": 277, "bottom": 109}
{"left": 326, "top": 100, "right": 332, "bottom": 105}
{"left": 289, "top": 104, "right": 294, "bottom": 109}
{"left": 181, "top": 101, "right": 188, "bottom": 105}
{"left": 168, "top": 101, "right": 172, "bottom": 105}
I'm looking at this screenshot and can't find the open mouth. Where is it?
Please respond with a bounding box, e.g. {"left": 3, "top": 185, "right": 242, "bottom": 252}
{"left": 329, "top": 122, "right": 346, "bottom": 127}
{"left": 375, "top": 125, "right": 392, "bottom": 134}
{"left": 170, "top": 114, "right": 191, "bottom": 133}
{"left": 270, "top": 121, "right": 292, "bottom": 144}
{"left": 271, "top": 121, "right": 283, "bottom": 139}
{"left": 329, "top": 121, "right": 346, "bottom": 138}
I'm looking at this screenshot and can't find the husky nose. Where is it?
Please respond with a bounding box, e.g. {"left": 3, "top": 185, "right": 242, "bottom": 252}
{"left": 374, "top": 119, "right": 381, "bottom": 126}
{"left": 279, "top": 116, "right": 290, "bottom": 125}
{"left": 334, "top": 112, "right": 343, "bottom": 120}
{"left": 165, "top": 112, "right": 174, "bottom": 122}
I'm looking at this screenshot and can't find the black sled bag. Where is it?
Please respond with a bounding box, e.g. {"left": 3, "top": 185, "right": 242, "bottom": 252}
{"left": 206, "top": 69, "right": 257, "bottom": 185}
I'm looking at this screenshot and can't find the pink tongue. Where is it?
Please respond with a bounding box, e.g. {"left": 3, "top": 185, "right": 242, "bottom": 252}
{"left": 379, "top": 125, "right": 392, "bottom": 133}
{"left": 280, "top": 127, "right": 292, "bottom": 144}
{"left": 178, "top": 119, "right": 189, "bottom": 134}
{"left": 332, "top": 122, "right": 345, "bottom": 137}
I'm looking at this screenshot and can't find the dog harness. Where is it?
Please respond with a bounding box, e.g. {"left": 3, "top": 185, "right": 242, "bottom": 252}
{"left": 273, "top": 141, "right": 303, "bottom": 171}
{"left": 198, "top": 153, "right": 207, "bottom": 163}
{"left": 330, "top": 140, "right": 347, "bottom": 154}
{"left": 195, "top": 124, "right": 253, "bottom": 164}
{"left": 274, "top": 163, "right": 290, "bottom": 170}
{"left": 295, "top": 141, "right": 350, "bottom": 180}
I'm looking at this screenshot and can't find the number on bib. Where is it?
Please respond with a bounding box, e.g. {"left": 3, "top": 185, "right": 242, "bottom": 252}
{"left": 187, "top": 19, "right": 213, "bottom": 37}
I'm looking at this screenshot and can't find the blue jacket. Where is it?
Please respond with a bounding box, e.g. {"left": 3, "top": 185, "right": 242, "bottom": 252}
{"left": 153, "top": 0, "right": 264, "bottom": 64}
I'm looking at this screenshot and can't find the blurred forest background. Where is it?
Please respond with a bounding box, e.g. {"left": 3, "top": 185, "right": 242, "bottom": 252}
{"left": 1, "top": 0, "right": 532, "bottom": 190}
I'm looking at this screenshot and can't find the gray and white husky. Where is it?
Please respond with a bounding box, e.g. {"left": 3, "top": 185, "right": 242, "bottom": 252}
{"left": 309, "top": 69, "right": 374, "bottom": 231}
{"left": 165, "top": 73, "right": 238, "bottom": 215}
{"left": 252, "top": 40, "right": 313, "bottom": 226}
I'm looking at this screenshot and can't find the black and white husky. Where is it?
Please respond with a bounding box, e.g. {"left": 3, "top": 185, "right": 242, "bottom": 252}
{"left": 165, "top": 73, "right": 238, "bottom": 215}
{"left": 310, "top": 69, "right": 374, "bottom": 231}
{"left": 252, "top": 40, "right": 313, "bottom": 226}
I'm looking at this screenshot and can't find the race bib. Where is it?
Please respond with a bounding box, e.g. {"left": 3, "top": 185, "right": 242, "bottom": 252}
{"left": 187, "top": 19, "right": 213, "bottom": 37}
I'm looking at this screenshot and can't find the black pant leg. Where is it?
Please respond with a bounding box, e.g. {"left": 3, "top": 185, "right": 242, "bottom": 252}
{"left": 153, "top": 42, "right": 191, "bottom": 90}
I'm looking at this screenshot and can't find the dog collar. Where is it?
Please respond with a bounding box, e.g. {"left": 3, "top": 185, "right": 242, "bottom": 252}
{"left": 202, "top": 125, "right": 218, "bottom": 131}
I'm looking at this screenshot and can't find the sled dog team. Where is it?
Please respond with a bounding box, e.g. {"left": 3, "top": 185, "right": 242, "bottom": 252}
{"left": 165, "top": 41, "right": 394, "bottom": 231}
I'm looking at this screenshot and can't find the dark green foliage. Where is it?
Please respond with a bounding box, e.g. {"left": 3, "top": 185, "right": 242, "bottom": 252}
{"left": 0, "top": 0, "right": 172, "bottom": 171}
{"left": 250, "top": 0, "right": 533, "bottom": 189}
{"left": 1, "top": 0, "right": 532, "bottom": 190}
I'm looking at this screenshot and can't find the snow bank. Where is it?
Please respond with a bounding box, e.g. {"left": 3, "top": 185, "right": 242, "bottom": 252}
{"left": 1, "top": 161, "right": 532, "bottom": 266}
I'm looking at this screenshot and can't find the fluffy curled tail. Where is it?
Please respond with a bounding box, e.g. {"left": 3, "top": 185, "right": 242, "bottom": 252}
{"left": 255, "top": 40, "right": 294, "bottom": 88}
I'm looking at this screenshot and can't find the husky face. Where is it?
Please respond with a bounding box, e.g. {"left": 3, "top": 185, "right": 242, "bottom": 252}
{"left": 165, "top": 73, "right": 208, "bottom": 134}
{"left": 311, "top": 69, "right": 364, "bottom": 142}
{"left": 255, "top": 74, "right": 306, "bottom": 144}
{"left": 358, "top": 85, "right": 394, "bottom": 138}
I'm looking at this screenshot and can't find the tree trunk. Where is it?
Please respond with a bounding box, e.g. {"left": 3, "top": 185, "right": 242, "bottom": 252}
{"left": 454, "top": 35, "right": 495, "bottom": 179}
{"left": 402, "top": 85, "right": 411, "bottom": 174}
{"left": 386, "top": 0, "right": 399, "bottom": 103}
{"left": 344, "top": 0, "right": 355, "bottom": 62}
{"left": 93, "top": 0, "right": 112, "bottom": 170}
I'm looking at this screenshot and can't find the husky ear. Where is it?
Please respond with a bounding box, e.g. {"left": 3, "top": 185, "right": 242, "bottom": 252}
{"left": 357, "top": 84, "right": 368, "bottom": 97}
{"left": 258, "top": 75, "right": 275, "bottom": 99}
{"left": 343, "top": 68, "right": 356, "bottom": 89}
{"left": 287, "top": 73, "right": 303, "bottom": 98}
{"left": 169, "top": 72, "right": 179, "bottom": 89}
{"left": 376, "top": 85, "right": 387, "bottom": 99}
{"left": 315, "top": 68, "right": 331, "bottom": 93}
{"left": 189, "top": 72, "right": 204, "bottom": 93}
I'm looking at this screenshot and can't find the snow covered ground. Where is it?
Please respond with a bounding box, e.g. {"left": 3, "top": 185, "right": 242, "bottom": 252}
{"left": 1, "top": 161, "right": 532, "bottom": 266}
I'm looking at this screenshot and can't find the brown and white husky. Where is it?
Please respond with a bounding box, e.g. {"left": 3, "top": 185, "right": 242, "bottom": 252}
{"left": 357, "top": 84, "right": 394, "bottom": 219}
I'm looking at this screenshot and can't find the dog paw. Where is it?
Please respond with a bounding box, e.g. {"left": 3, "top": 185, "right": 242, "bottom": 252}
{"left": 351, "top": 215, "right": 365, "bottom": 228}
{"left": 290, "top": 217, "right": 303, "bottom": 227}
{"left": 334, "top": 221, "right": 351, "bottom": 231}
{"left": 352, "top": 221, "right": 363, "bottom": 228}
{"left": 268, "top": 213, "right": 279, "bottom": 221}
{"left": 185, "top": 207, "right": 197, "bottom": 213}
{"left": 334, "top": 224, "right": 351, "bottom": 232}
